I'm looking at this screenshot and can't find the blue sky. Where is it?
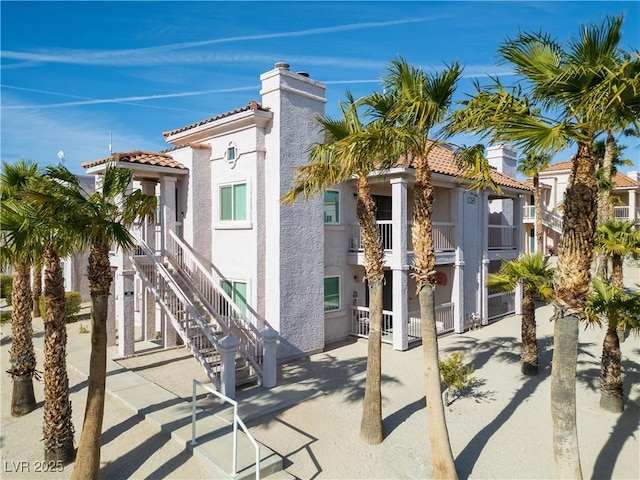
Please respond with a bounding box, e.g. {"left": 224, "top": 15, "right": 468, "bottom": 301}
{"left": 1, "top": 1, "right": 639, "bottom": 175}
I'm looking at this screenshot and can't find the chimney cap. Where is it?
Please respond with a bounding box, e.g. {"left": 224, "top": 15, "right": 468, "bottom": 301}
{"left": 296, "top": 71, "right": 309, "bottom": 77}
{"left": 274, "top": 62, "right": 290, "bottom": 70}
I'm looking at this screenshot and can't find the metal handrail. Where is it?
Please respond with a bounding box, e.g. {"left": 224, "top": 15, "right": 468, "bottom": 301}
{"left": 191, "top": 379, "right": 261, "bottom": 480}
{"left": 130, "top": 232, "right": 222, "bottom": 389}
{"left": 166, "top": 230, "right": 264, "bottom": 378}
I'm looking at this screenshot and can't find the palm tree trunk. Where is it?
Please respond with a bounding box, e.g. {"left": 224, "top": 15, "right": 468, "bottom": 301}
{"left": 533, "top": 176, "right": 544, "bottom": 254}
{"left": 9, "top": 261, "right": 37, "bottom": 416}
{"left": 520, "top": 291, "right": 538, "bottom": 375}
{"left": 32, "top": 263, "right": 42, "bottom": 318}
{"left": 356, "top": 177, "right": 385, "bottom": 445}
{"left": 597, "top": 253, "right": 625, "bottom": 413}
{"left": 610, "top": 251, "right": 626, "bottom": 344}
{"left": 551, "top": 143, "right": 596, "bottom": 480}
{"left": 413, "top": 157, "right": 458, "bottom": 479}
{"left": 595, "top": 131, "right": 615, "bottom": 279}
{"left": 599, "top": 321, "right": 623, "bottom": 413}
{"left": 73, "top": 243, "right": 113, "bottom": 479}
{"left": 43, "top": 245, "right": 75, "bottom": 464}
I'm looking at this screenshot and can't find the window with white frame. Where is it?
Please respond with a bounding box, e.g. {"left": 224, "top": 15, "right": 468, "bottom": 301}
{"left": 219, "top": 182, "right": 247, "bottom": 221}
{"left": 221, "top": 280, "right": 247, "bottom": 316}
{"left": 324, "top": 275, "right": 340, "bottom": 312}
{"left": 225, "top": 143, "right": 237, "bottom": 163}
{"left": 324, "top": 190, "right": 340, "bottom": 224}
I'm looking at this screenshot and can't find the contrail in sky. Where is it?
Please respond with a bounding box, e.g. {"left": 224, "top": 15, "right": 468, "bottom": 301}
{"left": 1, "top": 17, "right": 441, "bottom": 66}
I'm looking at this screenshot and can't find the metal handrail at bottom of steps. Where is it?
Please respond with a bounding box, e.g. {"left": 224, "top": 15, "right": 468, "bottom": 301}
{"left": 191, "top": 379, "right": 261, "bottom": 480}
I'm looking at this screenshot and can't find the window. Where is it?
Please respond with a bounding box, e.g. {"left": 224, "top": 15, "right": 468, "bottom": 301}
{"left": 220, "top": 183, "right": 247, "bottom": 221}
{"left": 221, "top": 280, "right": 247, "bottom": 316}
{"left": 324, "top": 190, "right": 339, "bottom": 224}
{"left": 226, "top": 144, "right": 237, "bottom": 162}
{"left": 324, "top": 276, "right": 340, "bottom": 312}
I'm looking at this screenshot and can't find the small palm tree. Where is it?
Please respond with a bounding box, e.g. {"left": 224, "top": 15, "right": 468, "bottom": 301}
{"left": 585, "top": 278, "right": 640, "bottom": 412}
{"left": 0, "top": 160, "right": 42, "bottom": 416}
{"left": 18, "top": 166, "right": 86, "bottom": 463}
{"left": 284, "top": 93, "right": 396, "bottom": 445}
{"left": 592, "top": 220, "right": 640, "bottom": 413}
{"left": 487, "top": 253, "right": 554, "bottom": 375}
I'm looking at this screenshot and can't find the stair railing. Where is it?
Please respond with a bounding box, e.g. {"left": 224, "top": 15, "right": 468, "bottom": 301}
{"left": 166, "top": 230, "right": 264, "bottom": 379}
{"left": 130, "top": 232, "right": 223, "bottom": 390}
{"left": 541, "top": 209, "right": 563, "bottom": 233}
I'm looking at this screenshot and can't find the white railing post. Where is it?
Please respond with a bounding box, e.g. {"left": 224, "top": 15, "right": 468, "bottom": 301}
{"left": 261, "top": 328, "right": 278, "bottom": 388}
{"left": 219, "top": 335, "right": 239, "bottom": 400}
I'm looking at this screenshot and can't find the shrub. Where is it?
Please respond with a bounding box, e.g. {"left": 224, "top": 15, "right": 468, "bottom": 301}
{"left": 38, "top": 291, "right": 83, "bottom": 322}
{"left": 1, "top": 274, "right": 13, "bottom": 300}
{"left": 439, "top": 351, "right": 476, "bottom": 406}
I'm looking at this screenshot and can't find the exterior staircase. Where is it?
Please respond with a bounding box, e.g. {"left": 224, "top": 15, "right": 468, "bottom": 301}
{"left": 129, "top": 230, "right": 266, "bottom": 396}
{"left": 541, "top": 209, "right": 563, "bottom": 234}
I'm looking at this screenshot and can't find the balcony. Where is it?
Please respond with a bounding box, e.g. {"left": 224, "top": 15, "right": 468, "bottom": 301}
{"left": 350, "top": 302, "right": 455, "bottom": 345}
{"left": 349, "top": 221, "right": 455, "bottom": 253}
{"left": 614, "top": 206, "right": 640, "bottom": 222}
{"left": 488, "top": 225, "right": 517, "bottom": 250}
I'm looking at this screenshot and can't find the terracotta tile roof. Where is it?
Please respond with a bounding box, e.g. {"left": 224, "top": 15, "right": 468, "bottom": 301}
{"left": 612, "top": 171, "right": 639, "bottom": 188}
{"left": 403, "top": 143, "right": 530, "bottom": 191}
{"left": 542, "top": 161, "right": 572, "bottom": 172}
{"left": 162, "top": 100, "right": 269, "bottom": 138}
{"left": 542, "top": 161, "right": 639, "bottom": 188}
{"left": 82, "top": 151, "right": 187, "bottom": 171}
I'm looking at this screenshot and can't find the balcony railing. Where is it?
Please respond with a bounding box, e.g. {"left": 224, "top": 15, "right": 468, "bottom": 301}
{"left": 614, "top": 206, "right": 640, "bottom": 222}
{"left": 350, "top": 221, "right": 455, "bottom": 253}
{"left": 350, "top": 306, "right": 394, "bottom": 344}
{"left": 488, "top": 225, "right": 517, "bottom": 250}
{"left": 488, "top": 291, "right": 515, "bottom": 320}
{"left": 522, "top": 205, "right": 535, "bottom": 221}
{"left": 350, "top": 302, "right": 455, "bottom": 344}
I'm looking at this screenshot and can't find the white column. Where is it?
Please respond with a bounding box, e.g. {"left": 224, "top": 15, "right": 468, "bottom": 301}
{"left": 116, "top": 269, "right": 136, "bottom": 357}
{"left": 145, "top": 288, "right": 156, "bottom": 341}
{"left": 513, "top": 195, "right": 524, "bottom": 315}
{"left": 107, "top": 266, "right": 117, "bottom": 346}
{"left": 390, "top": 178, "right": 409, "bottom": 351}
{"left": 453, "top": 188, "right": 465, "bottom": 333}
{"left": 261, "top": 328, "right": 279, "bottom": 388}
{"left": 140, "top": 179, "right": 157, "bottom": 250}
{"left": 629, "top": 190, "right": 637, "bottom": 222}
{"left": 480, "top": 191, "right": 489, "bottom": 326}
{"left": 219, "top": 335, "right": 238, "bottom": 400}
{"left": 160, "top": 176, "right": 177, "bottom": 255}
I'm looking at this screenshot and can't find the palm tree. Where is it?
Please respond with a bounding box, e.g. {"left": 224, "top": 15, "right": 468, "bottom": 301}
{"left": 448, "top": 16, "right": 639, "bottom": 478}
{"left": 378, "top": 57, "right": 462, "bottom": 479}
{"left": 593, "top": 137, "right": 632, "bottom": 278}
{"left": 585, "top": 278, "right": 640, "bottom": 413}
{"left": 33, "top": 165, "right": 156, "bottom": 479}
{"left": 0, "top": 160, "right": 42, "bottom": 417}
{"left": 518, "top": 152, "right": 552, "bottom": 254}
{"left": 593, "top": 220, "right": 640, "bottom": 412}
{"left": 486, "top": 253, "right": 554, "bottom": 375}
{"left": 15, "top": 165, "right": 84, "bottom": 463}
{"left": 283, "top": 93, "right": 395, "bottom": 445}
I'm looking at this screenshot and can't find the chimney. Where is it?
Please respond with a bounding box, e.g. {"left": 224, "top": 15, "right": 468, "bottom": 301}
{"left": 274, "top": 62, "right": 290, "bottom": 70}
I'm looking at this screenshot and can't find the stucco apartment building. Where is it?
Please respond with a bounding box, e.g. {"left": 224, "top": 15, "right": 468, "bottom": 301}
{"left": 83, "top": 63, "right": 531, "bottom": 392}
{"left": 522, "top": 162, "right": 640, "bottom": 255}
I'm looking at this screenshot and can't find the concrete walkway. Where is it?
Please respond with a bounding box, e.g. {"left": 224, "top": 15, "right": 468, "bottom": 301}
{"left": 1, "top": 314, "right": 317, "bottom": 479}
